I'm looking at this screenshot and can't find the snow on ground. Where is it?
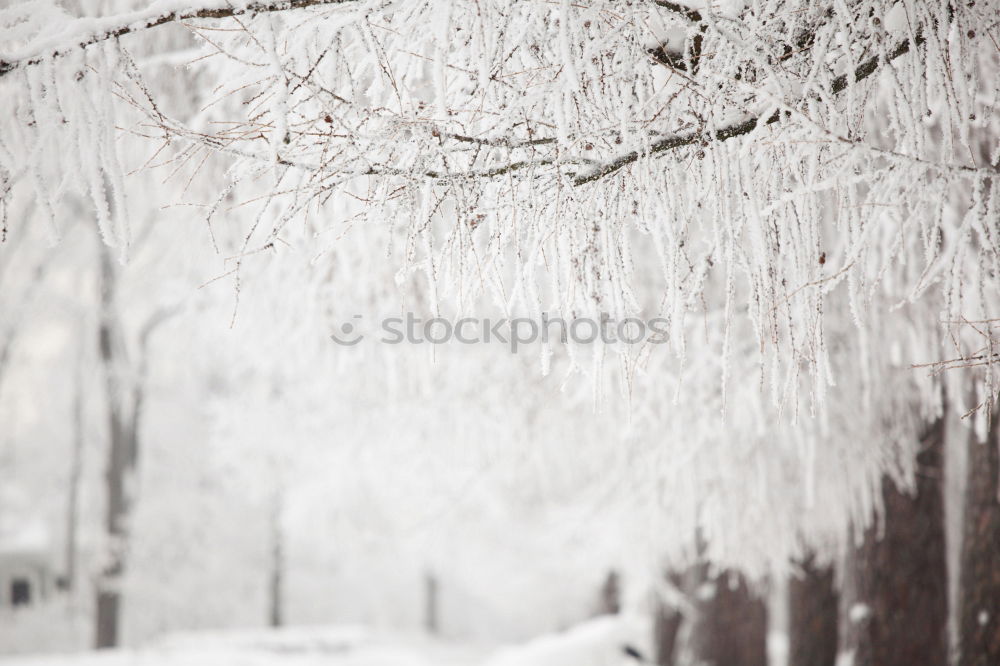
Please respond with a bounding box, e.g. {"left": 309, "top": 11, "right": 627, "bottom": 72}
{"left": 0, "top": 616, "right": 645, "bottom": 666}
{"left": 482, "top": 614, "right": 649, "bottom": 666}
{"left": 0, "top": 626, "right": 481, "bottom": 666}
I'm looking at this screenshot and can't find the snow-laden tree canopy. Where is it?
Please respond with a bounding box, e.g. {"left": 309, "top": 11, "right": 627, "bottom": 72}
{"left": 2, "top": 0, "right": 997, "bottom": 405}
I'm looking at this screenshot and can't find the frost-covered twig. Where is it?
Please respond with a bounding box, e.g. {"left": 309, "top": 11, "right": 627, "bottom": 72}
{"left": 913, "top": 317, "right": 1000, "bottom": 418}
{"left": 0, "top": 0, "right": 361, "bottom": 79}
{"left": 577, "top": 33, "right": 925, "bottom": 185}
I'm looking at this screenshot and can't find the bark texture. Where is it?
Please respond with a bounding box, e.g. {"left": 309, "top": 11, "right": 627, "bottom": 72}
{"left": 652, "top": 600, "right": 682, "bottom": 666}
{"left": 959, "top": 413, "right": 1000, "bottom": 665}
{"left": 788, "top": 560, "right": 838, "bottom": 666}
{"left": 838, "top": 419, "right": 948, "bottom": 666}
{"left": 689, "top": 567, "right": 768, "bottom": 666}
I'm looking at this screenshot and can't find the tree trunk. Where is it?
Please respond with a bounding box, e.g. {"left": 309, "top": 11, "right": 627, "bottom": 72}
{"left": 64, "top": 346, "right": 85, "bottom": 595}
{"left": 839, "top": 419, "right": 948, "bottom": 666}
{"left": 95, "top": 245, "right": 136, "bottom": 650}
{"left": 95, "top": 592, "right": 121, "bottom": 648}
{"left": 424, "top": 570, "right": 439, "bottom": 634}
{"left": 598, "top": 570, "right": 621, "bottom": 616}
{"left": 652, "top": 600, "right": 682, "bottom": 666}
{"left": 689, "top": 566, "right": 768, "bottom": 666}
{"left": 958, "top": 413, "right": 1000, "bottom": 665}
{"left": 268, "top": 488, "right": 285, "bottom": 628}
{"left": 653, "top": 568, "right": 685, "bottom": 666}
{"left": 788, "top": 559, "right": 837, "bottom": 666}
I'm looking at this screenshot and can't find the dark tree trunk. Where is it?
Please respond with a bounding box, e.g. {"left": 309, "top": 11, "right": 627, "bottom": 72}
{"left": 959, "top": 413, "right": 1000, "bottom": 665}
{"left": 839, "top": 419, "right": 948, "bottom": 666}
{"left": 689, "top": 566, "right": 768, "bottom": 666}
{"left": 95, "top": 592, "right": 121, "bottom": 648}
{"left": 95, "top": 246, "right": 136, "bottom": 650}
{"left": 652, "top": 600, "right": 682, "bottom": 666}
{"left": 788, "top": 559, "right": 837, "bottom": 666}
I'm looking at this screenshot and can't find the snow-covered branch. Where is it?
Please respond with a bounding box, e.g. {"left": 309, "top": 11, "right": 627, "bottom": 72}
{"left": 578, "top": 31, "right": 928, "bottom": 185}
{"left": 0, "top": 0, "right": 360, "bottom": 79}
